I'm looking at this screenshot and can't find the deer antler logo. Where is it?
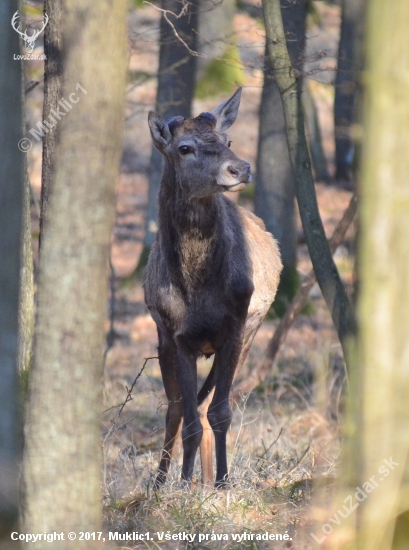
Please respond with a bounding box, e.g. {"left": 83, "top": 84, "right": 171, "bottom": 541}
{"left": 11, "top": 11, "right": 49, "bottom": 54}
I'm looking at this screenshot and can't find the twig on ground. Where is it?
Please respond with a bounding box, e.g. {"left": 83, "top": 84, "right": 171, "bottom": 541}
{"left": 103, "top": 356, "right": 158, "bottom": 443}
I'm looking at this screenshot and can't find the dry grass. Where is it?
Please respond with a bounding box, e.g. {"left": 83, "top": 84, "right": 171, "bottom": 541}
{"left": 100, "top": 331, "right": 345, "bottom": 549}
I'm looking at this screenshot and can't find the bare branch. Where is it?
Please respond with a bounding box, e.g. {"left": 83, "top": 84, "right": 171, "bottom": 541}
{"left": 103, "top": 356, "right": 158, "bottom": 442}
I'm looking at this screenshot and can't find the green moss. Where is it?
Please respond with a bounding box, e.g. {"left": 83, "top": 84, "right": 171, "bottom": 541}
{"left": 195, "top": 44, "right": 245, "bottom": 100}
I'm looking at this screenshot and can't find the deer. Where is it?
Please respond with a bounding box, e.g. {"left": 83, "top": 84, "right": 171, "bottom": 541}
{"left": 145, "top": 88, "right": 282, "bottom": 489}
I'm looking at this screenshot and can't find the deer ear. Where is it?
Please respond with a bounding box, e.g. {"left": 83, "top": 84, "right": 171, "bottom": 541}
{"left": 148, "top": 112, "right": 172, "bottom": 151}
{"left": 211, "top": 87, "right": 242, "bottom": 132}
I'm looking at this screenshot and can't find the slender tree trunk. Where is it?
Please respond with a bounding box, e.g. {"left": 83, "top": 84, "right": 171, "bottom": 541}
{"left": 303, "top": 81, "right": 330, "bottom": 184}
{"left": 139, "top": 0, "right": 198, "bottom": 270}
{"left": 22, "top": 0, "right": 128, "bottom": 546}
{"left": 334, "top": 0, "right": 366, "bottom": 185}
{"left": 255, "top": 0, "right": 307, "bottom": 316}
{"left": 334, "top": 2, "right": 409, "bottom": 548}
{"left": 17, "top": 172, "right": 34, "bottom": 376}
{"left": 195, "top": 0, "right": 244, "bottom": 98}
{"left": 38, "top": 0, "right": 63, "bottom": 249}
{"left": 262, "top": 0, "right": 355, "bottom": 357}
{"left": 18, "top": 13, "right": 35, "bottom": 376}
{"left": 0, "top": 1, "right": 25, "bottom": 546}
{"left": 196, "top": 0, "right": 236, "bottom": 81}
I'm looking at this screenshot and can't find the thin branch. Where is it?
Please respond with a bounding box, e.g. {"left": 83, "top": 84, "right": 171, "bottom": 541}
{"left": 145, "top": 1, "right": 207, "bottom": 58}
{"left": 25, "top": 79, "right": 41, "bottom": 94}
{"left": 103, "top": 356, "right": 158, "bottom": 443}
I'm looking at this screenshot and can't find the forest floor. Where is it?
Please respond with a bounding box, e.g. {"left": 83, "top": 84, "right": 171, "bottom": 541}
{"left": 26, "top": 2, "right": 355, "bottom": 548}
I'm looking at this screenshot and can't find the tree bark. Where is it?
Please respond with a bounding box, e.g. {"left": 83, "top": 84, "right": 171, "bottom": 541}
{"left": 255, "top": 0, "right": 308, "bottom": 314}
{"left": 22, "top": 0, "right": 128, "bottom": 546}
{"left": 38, "top": 0, "right": 63, "bottom": 249}
{"left": 334, "top": 2, "right": 409, "bottom": 548}
{"left": 334, "top": 0, "right": 366, "bottom": 185}
{"left": 195, "top": 0, "right": 244, "bottom": 99}
{"left": 262, "top": 0, "right": 356, "bottom": 357}
{"left": 17, "top": 170, "right": 34, "bottom": 376}
{"left": 140, "top": 0, "right": 198, "bottom": 266}
{"left": 18, "top": 20, "right": 35, "bottom": 376}
{"left": 0, "top": 1, "right": 24, "bottom": 545}
{"left": 303, "top": 80, "right": 330, "bottom": 184}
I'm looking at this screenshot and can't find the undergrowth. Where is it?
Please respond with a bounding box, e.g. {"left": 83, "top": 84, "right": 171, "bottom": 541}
{"left": 101, "top": 348, "right": 343, "bottom": 548}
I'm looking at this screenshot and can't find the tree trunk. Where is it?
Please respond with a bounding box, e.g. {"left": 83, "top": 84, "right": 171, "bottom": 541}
{"left": 139, "top": 0, "right": 198, "bottom": 269}
{"left": 17, "top": 171, "right": 34, "bottom": 376}
{"left": 195, "top": 0, "right": 244, "bottom": 98}
{"left": 334, "top": 0, "right": 366, "bottom": 185}
{"left": 262, "top": 0, "right": 355, "bottom": 357}
{"left": 22, "top": 0, "right": 128, "bottom": 546}
{"left": 38, "top": 0, "right": 63, "bottom": 249}
{"left": 303, "top": 80, "right": 330, "bottom": 184}
{"left": 255, "top": 0, "right": 307, "bottom": 316}
{"left": 18, "top": 19, "right": 35, "bottom": 377}
{"left": 335, "top": 2, "right": 409, "bottom": 548}
{"left": 0, "top": 1, "right": 25, "bottom": 545}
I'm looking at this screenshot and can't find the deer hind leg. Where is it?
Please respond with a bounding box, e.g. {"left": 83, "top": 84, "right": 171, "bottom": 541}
{"left": 198, "top": 387, "right": 215, "bottom": 486}
{"left": 154, "top": 333, "right": 183, "bottom": 490}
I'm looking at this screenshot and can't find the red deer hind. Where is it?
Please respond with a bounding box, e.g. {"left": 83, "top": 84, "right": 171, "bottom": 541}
{"left": 145, "top": 88, "right": 282, "bottom": 488}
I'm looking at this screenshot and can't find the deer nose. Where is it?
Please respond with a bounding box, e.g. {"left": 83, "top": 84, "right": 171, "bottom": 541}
{"left": 227, "top": 166, "right": 239, "bottom": 177}
{"left": 227, "top": 163, "right": 251, "bottom": 179}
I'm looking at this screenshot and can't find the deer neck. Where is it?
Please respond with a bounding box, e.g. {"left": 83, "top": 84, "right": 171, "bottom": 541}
{"left": 158, "top": 165, "right": 222, "bottom": 284}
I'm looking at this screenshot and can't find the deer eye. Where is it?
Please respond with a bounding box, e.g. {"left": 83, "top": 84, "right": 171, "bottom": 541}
{"left": 228, "top": 141, "right": 232, "bottom": 148}
{"left": 179, "top": 145, "right": 193, "bottom": 156}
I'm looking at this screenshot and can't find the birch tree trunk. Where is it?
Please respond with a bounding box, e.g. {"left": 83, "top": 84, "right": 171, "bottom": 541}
{"left": 22, "top": 0, "right": 128, "bottom": 546}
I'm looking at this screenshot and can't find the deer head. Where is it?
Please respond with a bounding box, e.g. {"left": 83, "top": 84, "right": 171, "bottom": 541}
{"left": 12, "top": 11, "right": 49, "bottom": 54}
{"left": 148, "top": 88, "right": 251, "bottom": 199}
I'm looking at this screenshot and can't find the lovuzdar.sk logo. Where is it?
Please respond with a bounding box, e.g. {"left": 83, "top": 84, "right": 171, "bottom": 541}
{"left": 11, "top": 10, "right": 48, "bottom": 53}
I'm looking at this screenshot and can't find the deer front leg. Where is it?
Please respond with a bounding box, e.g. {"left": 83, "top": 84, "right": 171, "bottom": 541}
{"left": 207, "top": 335, "right": 243, "bottom": 487}
{"left": 154, "top": 333, "right": 183, "bottom": 490}
{"left": 174, "top": 336, "right": 203, "bottom": 484}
